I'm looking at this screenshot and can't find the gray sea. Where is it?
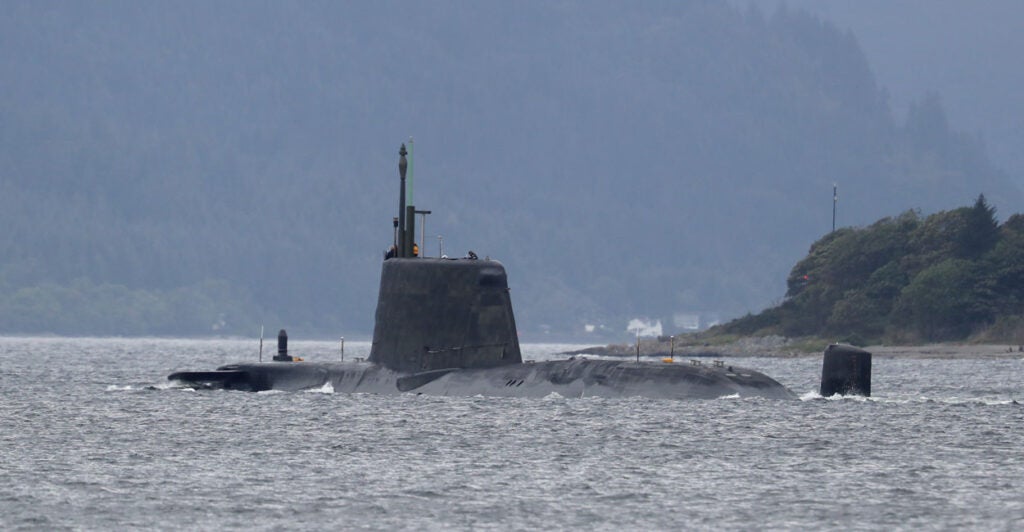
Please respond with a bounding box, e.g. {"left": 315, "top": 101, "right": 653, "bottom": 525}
{"left": 2, "top": 336, "right": 1022, "bottom": 530}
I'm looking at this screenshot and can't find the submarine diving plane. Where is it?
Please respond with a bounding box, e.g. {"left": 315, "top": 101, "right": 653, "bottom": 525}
{"left": 169, "top": 145, "right": 869, "bottom": 400}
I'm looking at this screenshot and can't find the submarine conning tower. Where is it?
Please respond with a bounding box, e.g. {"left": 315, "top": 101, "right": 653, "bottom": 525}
{"left": 367, "top": 142, "right": 523, "bottom": 373}
{"left": 368, "top": 258, "right": 523, "bottom": 373}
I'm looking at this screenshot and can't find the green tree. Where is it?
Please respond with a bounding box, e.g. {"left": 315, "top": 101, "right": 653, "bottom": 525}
{"left": 892, "top": 259, "right": 992, "bottom": 341}
{"left": 718, "top": 200, "right": 1022, "bottom": 344}
{"left": 957, "top": 194, "right": 999, "bottom": 259}
{"left": 981, "top": 213, "right": 1024, "bottom": 314}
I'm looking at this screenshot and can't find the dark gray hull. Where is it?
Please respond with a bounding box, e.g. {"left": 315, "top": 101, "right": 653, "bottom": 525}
{"left": 168, "top": 358, "right": 796, "bottom": 400}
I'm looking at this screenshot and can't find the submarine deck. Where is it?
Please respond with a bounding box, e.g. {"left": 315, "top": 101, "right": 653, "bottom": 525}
{"left": 168, "top": 357, "right": 796, "bottom": 400}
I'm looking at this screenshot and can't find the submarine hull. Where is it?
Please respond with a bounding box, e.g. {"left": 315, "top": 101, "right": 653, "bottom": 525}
{"left": 168, "top": 257, "right": 796, "bottom": 399}
{"left": 168, "top": 358, "right": 796, "bottom": 400}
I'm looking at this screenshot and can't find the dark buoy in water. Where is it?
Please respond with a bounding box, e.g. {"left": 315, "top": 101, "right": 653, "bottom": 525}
{"left": 820, "top": 343, "right": 871, "bottom": 397}
{"left": 273, "top": 329, "right": 293, "bottom": 362}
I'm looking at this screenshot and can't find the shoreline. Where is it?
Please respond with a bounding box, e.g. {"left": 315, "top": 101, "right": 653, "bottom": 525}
{"left": 566, "top": 340, "right": 1024, "bottom": 360}
{"left": 864, "top": 344, "right": 1024, "bottom": 360}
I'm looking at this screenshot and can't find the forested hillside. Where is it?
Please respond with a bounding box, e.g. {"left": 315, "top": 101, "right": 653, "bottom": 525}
{"left": 718, "top": 196, "right": 1024, "bottom": 344}
{"left": 1, "top": 2, "right": 1019, "bottom": 338}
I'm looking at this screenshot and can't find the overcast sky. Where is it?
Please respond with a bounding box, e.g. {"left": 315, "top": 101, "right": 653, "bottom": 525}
{"left": 748, "top": 0, "right": 1024, "bottom": 189}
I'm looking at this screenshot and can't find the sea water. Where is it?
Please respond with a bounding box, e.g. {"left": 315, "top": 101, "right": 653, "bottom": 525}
{"left": 1, "top": 337, "right": 1022, "bottom": 530}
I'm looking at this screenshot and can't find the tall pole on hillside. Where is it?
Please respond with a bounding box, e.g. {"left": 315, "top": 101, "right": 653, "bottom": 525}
{"left": 832, "top": 183, "right": 838, "bottom": 233}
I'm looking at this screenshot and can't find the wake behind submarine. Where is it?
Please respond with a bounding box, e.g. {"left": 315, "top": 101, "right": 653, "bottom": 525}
{"left": 169, "top": 144, "right": 870, "bottom": 400}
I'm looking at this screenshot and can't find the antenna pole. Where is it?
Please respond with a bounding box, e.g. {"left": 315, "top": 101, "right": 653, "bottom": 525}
{"left": 414, "top": 210, "right": 432, "bottom": 257}
{"left": 408, "top": 137, "right": 414, "bottom": 205}
{"left": 259, "top": 325, "right": 264, "bottom": 362}
{"left": 398, "top": 144, "right": 408, "bottom": 257}
{"left": 832, "top": 183, "right": 838, "bottom": 233}
{"left": 340, "top": 337, "right": 345, "bottom": 362}
{"left": 392, "top": 217, "right": 398, "bottom": 249}
{"left": 406, "top": 205, "right": 416, "bottom": 257}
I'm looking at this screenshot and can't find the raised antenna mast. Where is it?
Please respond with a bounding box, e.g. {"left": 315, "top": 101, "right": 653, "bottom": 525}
{"left": 398, "top": 144, "right": 408, "bottom": 257}
{"left": 408, "top": 137, "right": 414, "bottom": 205}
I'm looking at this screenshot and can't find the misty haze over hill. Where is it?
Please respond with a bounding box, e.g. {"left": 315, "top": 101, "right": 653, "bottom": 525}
{"left": 1, "top": 1, "right": 1021, "bottom": 339}
{"left": 750, "top": 0, "right": 1024, "bottom": 190}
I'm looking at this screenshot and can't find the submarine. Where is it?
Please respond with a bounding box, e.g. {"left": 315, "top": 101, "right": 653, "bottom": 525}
{"left": 169, "top": 144, "right": 867, "bottom": 400}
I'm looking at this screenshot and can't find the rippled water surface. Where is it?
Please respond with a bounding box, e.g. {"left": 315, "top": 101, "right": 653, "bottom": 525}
{"left": 2, "top": 337, "right": 1023, "bottom": 530}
